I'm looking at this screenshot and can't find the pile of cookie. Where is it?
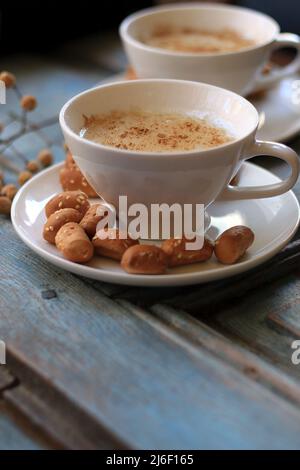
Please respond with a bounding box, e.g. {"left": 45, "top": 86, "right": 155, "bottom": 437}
{"left": 59, "top": 151, "right": 98, "bottom": 197}
{"left": 42, "top": 153, "right": 254, "bottom": 275}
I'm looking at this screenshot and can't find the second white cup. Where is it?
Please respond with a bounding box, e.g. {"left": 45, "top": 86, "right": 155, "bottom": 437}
{"left": 120, "top": 3, "right": 300, "bottom": 96}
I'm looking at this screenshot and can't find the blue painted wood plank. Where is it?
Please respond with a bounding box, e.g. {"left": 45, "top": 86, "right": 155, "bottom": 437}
{"left": 1, "top": 220, "right": 300, "bottom": 448}
{"left": 0, "top": 410, "right": 43, "bottom": 450}
{"left": 201, "top": 274, "right": 300, "bottom": 376}
{"left": 1, "top": 52, "right": 300, "bottom": 450}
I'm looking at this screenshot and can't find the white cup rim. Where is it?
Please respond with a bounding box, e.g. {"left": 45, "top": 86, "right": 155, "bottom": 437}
{"left": 119, "top": 2, "right": 280, "bottom": 58}
{"left": 59, "top": 78, "right": 259, "bottom": 159}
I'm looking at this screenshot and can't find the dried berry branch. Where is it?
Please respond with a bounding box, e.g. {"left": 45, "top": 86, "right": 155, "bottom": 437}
{"left": 0, "top": 71, "right": 61, "bottom": 216}
{"left": 0, "top": 115, "right": 57, "bottom": 148}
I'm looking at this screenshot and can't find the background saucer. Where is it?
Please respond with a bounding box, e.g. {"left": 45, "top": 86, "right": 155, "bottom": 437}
{"left": 251, "top": 75, "right": 300, "bottom": 142}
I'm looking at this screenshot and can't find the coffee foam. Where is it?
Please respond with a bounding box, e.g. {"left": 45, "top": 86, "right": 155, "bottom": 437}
{"left": 81, "top": 110, "right": 233, "bottom": 152}
{"left": 143, "top": 27, "right": 255, "bottom": 53}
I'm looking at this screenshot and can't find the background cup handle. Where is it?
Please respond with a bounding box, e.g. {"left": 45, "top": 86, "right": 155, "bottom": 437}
{"left": 221, "top": 140, "right": 299, "bottom": 201}
{"left": 253, "top": 33, "right": 300, "bottom": 92}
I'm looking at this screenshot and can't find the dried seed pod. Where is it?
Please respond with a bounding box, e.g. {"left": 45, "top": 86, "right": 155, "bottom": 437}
{"left": 93, "top": 228, "right": 138, "bottom": 261}
{"left": 26, "top": 160, "right": 39, "bottom": 173}
{"left": 20, "top": 95, "right": 37, "bottom": 111}
{"left": 18, "top": 170, "right": 32, "bottom": 186}
{"left": 55, "top": 222, "right": 94, "bottom": 263}
{"left": 1, "top": 183, "right": 18, "bottom": 201}
{"left": 45, "top": 190, "right": 89, "bottom": 218}
{"left": 38, "top": 148, "right": 53, "bottom": 167}
{"left": 121, "top": 244, "right": 168, "bottom": 275}
{"left": 0, "top": 71, "right": 16, "bottom": 88}
{"left": 0, "top": 196, "right": 11, "bottom": 215}
{"left": 161, "top": 236, "right": 214, "bottom": 267}
{"left": 79, "top": 204, "right": 108, "bottom": 238}
{"left": 214, "top": 225, "right": 255, "bottom": 265}
{"left": 43, "top": 208, "right": 82, "bottom": 244}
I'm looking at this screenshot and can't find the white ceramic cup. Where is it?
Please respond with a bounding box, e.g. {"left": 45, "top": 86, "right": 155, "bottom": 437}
{"left": 60, "top": 79, "right": 299, "bottom": 216}
{"left": 120, "top": 3, "right": 300, "bottom": 96}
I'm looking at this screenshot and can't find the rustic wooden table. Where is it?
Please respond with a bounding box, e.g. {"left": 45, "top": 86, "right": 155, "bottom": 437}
{"left": 1, "top": 39, "right": 300, "bottom": 450}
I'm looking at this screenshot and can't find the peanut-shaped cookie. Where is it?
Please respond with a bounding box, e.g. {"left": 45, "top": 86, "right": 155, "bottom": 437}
{"left": 214, "top": 225, "right": 254, "bottom": 264}
{"left": 79, "top": 204, "right": 108, "bottom": 238}
{"left": 161, "top": 236, "right": 213, "bottom": 267}
{"left": 60, "top": 151, "right": 98, "bottom": 197}
{"left": 59, "top": 167, "right": 98, "bottom": 198}
{"left": 121, "top": 245, "right": 168, "bottom": 275}
{"left": 92, "top": 228, "right": 138, "bottom": 261}
{"left": 125, "top": 66, "right": 138, "bottom": 80}
{"left": 45, "top": 191, "right": 90, "bottom": 218}
{"left": 55, "top": 222, "right": 94, "bottom": 263}
{"left": 65, "top": 151, "right": 77, "bottom": 169}
{"left": 43, "top": 208, "right": 82, "bottom": 244}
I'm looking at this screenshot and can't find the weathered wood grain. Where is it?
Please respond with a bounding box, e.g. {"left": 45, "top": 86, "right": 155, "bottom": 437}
{"left": 4, "top": 383, "right": 118, "bottom": 450}
{"left": 0, "top": 368, "right": 16, "bottom": 392}
{"left": 164, "top": 249, "right": 300, "bottom": 315}
{"left": 0, "top": 404, "right": 44, "bottom": 450}
{"left": 200, "top": 273, "right": 300, "bottom": 378}
{"left": 150, "top": 303, "right": 300, "bottom": 406}
{"left": 267, "top": 298, "right": 300, "bottom": 337}
{"left": 2, "top": 220, "right": 300, "bottom": 448}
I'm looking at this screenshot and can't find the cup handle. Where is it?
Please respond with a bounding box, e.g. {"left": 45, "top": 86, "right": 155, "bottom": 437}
{"left": 253, "top": 33, "right": 300, "bottom": 92}
{"left": 221, "top": 140, "right": 299, "bottom": 201}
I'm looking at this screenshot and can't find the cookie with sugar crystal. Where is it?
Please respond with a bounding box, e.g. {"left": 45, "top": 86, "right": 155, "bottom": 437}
{"left": 121, "top": 244, "right": 168, "bottom": 275}
{"left": 161, "top": 236, "right": 214, "bottom": 267}
{"left": 60, "top": 166, "right": 98, "bottom": 198}
{"left": 45, "top": 191, "right": 90, "bottom": 218}
{"left": 93, "top": 228, "right": 138, "bottom": 261}
{"left": 61, "top": 151, "right": 98, "bottom": 197}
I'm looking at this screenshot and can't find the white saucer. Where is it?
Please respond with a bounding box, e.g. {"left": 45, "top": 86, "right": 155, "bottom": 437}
{"left": 11, "top": 162, "right": 300, "bottom": 287}
{"left": 104, "top": 73, "right": 300, "bottom": 143}
{"left": 243, "top": 74, "right": 300, "bottom": 142}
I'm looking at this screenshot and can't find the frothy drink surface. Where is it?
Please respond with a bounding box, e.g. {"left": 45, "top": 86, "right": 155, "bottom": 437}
{"left": 81, "top": 111, "right": 233, "bottom": 152}
{"left": 143, "top": 28, "right": 255, "bottom": 53}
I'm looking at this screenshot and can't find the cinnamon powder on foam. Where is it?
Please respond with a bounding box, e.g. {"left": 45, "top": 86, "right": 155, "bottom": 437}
{"left": 143, "top": 27, "right": 255, "bottom": 54}
{"left": 81, "top": 111, "right": 233, "bottom": 152}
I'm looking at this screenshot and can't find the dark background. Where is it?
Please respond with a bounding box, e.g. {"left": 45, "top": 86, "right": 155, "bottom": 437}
{"left": 0, "top": 0, "right": 299, "bottom": 55}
